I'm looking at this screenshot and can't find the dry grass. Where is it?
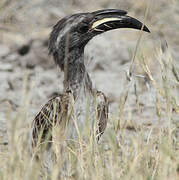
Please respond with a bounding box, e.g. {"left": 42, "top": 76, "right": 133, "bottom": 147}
{"left": 0, "top": 0, "right": 179, "bottom": 180}
{"left": 1, "top": 34, "right": 178, "bottom": 180}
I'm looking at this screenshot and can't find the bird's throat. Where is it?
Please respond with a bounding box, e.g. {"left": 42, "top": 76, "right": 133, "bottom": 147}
{"left": 63, "top": 49, "right": 92, "bottom": 99}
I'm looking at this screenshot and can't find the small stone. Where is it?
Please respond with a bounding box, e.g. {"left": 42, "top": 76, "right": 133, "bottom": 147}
{"left": 0, "top": 62, "right": 13, "bottom": 71}
{"left": 0, "top": 45, "right": 9, "bottom": 57}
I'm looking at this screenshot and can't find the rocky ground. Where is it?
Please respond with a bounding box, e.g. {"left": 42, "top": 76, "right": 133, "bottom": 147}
{"left": 0, "top": 0, "right": 178, "bottom": 151}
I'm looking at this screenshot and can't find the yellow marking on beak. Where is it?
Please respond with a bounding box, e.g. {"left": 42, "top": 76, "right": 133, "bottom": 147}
{"left": 93, "top": 28, "right": 105, "bottom": 32}
{"left": 91, "top": 17, "right": 122, "bottom": 29}
{"left": 104, "top": 24, "right": 112, "bottom": 28}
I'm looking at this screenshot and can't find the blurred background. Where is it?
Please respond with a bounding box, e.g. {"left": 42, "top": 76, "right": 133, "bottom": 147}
{"left": 0, "top": 0, "right": 178, "bottom": 145}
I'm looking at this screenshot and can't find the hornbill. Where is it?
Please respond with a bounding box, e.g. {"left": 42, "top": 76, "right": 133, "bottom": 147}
{"left": 32, "top": 9, "right": 150, "bottom": 148}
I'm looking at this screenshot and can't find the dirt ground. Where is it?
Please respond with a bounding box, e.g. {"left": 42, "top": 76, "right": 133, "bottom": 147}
{"left": 0, "top": 0, "right": 178, "bottom": 150}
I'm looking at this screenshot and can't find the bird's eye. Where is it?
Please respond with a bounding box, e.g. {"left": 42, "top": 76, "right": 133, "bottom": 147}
{"left": 77, "top": 24, "right": 89, "bottom": 33}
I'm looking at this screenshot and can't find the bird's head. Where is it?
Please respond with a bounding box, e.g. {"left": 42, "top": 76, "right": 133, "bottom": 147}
{"left": 49, "top": 9, "right": 150, "bottom": 70}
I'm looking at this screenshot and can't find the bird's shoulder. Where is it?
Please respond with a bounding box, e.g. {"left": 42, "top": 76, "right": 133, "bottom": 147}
{"left": 33, "top": 92, "right": 74, "bottom": 125}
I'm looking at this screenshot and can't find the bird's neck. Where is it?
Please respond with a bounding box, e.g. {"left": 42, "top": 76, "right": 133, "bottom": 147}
{"left": 63, "top": 48, "right": 92, "bottom": 98}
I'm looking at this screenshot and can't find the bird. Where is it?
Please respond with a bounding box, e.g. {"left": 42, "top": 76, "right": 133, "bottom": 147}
{"left": 32, "top": 9, "right": 150, "bottom": 149}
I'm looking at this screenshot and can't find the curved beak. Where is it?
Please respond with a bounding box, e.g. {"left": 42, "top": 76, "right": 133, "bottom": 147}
{"left": 90, "top": 9, "right": 150, "bottom": 33}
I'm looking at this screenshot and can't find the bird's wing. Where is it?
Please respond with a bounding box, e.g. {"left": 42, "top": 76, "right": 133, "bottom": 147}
{"left": 32, "top": 96, "right": 62, "bottom": 147}
{"left": 96, "top": 91, "right": 109, "bottom": 141}
{"left": 32, "top": 93, "right": 73, "bottom": 147}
